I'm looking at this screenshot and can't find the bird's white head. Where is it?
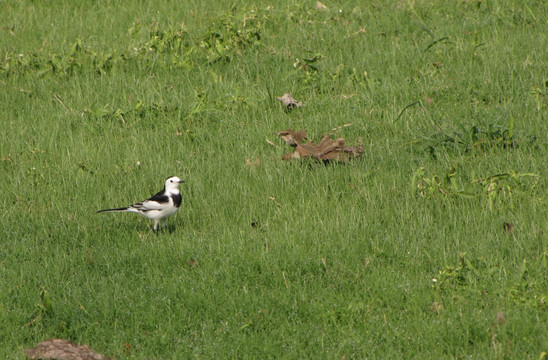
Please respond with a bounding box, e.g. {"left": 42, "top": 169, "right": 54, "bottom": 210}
{"left": 165, "top": 176, "right": 184, "bottom": 191}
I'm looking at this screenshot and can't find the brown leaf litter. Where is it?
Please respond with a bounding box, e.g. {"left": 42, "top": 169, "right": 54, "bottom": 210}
{"left": 503, "top": 222, "right": 514, "bottom": 234}
{"left": 278, "top": 129, "right": 307, "bottom": 147}
{"left": 25, "top": 339, "right": 108, "bottom": 360}
{"left": 278, "top": 129, "right": 363, "bottom": 162}
{"left": 245, "top": 157, "right": 261, "bottom": 168}
{"left": 276, "top": 93, "right": 302, "bottom": 109}
{"left": 315, "top": 1, "right": 328, "bottom": 10}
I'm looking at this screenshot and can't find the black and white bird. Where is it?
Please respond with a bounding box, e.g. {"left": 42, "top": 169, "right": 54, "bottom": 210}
{"left": 97, "top": 176, "right": 184, "bottom": 231}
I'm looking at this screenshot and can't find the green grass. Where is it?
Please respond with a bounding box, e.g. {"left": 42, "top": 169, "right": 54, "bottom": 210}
{"left": 1, "top": 0, "right": 547, "bottom": 358}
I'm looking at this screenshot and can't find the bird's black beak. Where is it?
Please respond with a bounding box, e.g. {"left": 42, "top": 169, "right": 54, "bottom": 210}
{"left": 179, "top": 180, "right": 185, "bottom": 183}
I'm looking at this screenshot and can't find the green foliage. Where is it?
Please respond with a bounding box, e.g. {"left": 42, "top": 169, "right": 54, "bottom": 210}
{"left": 433, "top": 252, "right": 547, "bottom": 310}
{"left": 416, "top": 117, "right": 521, "bottom": 159}
{"left": 1, "top": 38, "right": 124, "bottom": 77}
{"left": 1, "top": 9, "right": 264, "bottom": 76}
{"left": 411, "top": 167, "right": 539, "bottom": 210}
{"left": 432, "top": 252, "right": 488, "bottom": 292}
{"left": 508, "top": 256, "right": 547, "bottom": 309}
{"left": 199, "top": 8, "right": 263, "bottom": 64}
{"left": 84, "top": 101, "right": 179, "bottom": 124}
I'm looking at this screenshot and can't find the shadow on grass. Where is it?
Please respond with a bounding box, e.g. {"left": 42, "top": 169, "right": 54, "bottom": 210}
{"left": 98, "top": 219, "right": 181, "bottom": 235}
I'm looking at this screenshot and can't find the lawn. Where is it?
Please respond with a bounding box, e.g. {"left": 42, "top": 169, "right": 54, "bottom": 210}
{"left": 1, "top": 0, "right": 547, "bottom": 358}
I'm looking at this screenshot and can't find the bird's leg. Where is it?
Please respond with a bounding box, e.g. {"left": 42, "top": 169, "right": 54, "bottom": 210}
{"left": 153, "top": 219, "right": 159, "bottom": 232}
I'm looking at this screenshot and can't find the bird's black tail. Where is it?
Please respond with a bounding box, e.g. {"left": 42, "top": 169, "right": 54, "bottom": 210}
{"left": 97, "top": 207, "right": 130, "bottom": 213}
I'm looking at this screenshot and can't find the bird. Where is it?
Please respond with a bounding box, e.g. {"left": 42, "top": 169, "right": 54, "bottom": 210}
{"left": 97, "top": 176, "right": 184, "bottom": 231}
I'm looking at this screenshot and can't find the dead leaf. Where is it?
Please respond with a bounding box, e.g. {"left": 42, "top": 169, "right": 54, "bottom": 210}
{"left": 278, "top": 129, "right": 307, "bottom": 147}
{"left": 503, "top": 222, "right": 514, "bottom": 233}
{"left": 281, "top": 151, "right": 301, "bottom": 160}
{"left": 495, "top": 310, "right": 507, "bottom": 325}
{"left": 279, "top": 130, "right": 363, "bottom": 163}
{"left": 25, "top": 339, "right": 108, "bottom": 360}
{"left": 430, "top": 301, "right": 443, "bottom": 315}
{"left": 267, "top": 196, "right": 281, "bottom": 207}
{"left": 245, "top": 157, "right": 261, "bottom": 168}
{"left": 276, "top": 93, "right": 302, "bottom": 109}
{"left": 317, "top": 135, "right": 345, "bottom": 156}
{"left": 316, "top": 1, "right": 328, "bottom": 10}
{"left": 188, "top": 259, "right": 200, "bottom": 268}
{"left": 426, "top": 96, "right": 433, "bottom": 105}
{"left": 332, "top": 123, "right": 353, "bottom": 131}
{"left": 265, "top": 138, "right": 280, "bottom": 148}
{"left": 282, "top": 270, "right": 289, "bottom": 288}
{"left": 490, "top": 310, "right": 507, "bottom": 330}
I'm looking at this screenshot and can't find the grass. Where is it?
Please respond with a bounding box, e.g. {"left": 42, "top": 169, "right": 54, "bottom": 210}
{"left": 1, "top": 0, "right": 547, "bottom": 358}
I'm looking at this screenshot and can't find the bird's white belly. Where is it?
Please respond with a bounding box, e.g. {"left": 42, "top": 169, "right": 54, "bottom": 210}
{"left": 162, "top": 206, "right": 179, "bottom": 218}
{"left": 140, "top": 207, "right": 178, "bottom": 220}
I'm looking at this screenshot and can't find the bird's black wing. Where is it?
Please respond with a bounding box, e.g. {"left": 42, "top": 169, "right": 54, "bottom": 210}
{"left": 128, "top": 190, "right": 170, "bottom": 212}
{"left": 147, "top": 190, "right": 170, "bottom": 204}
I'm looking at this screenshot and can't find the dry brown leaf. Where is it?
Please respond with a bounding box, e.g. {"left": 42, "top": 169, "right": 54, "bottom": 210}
{"left": 332, "top": 123, "right": 353, "bottom": 131}
{"left": 188, "top": 259, "right": 200, "bottom": 268}
{"left": 503, "top": 222, "right": 514, "bottom": 234}
{"left": 276, "top": 93, "right": 302, "bottom": 109}
{"left": 279, "top": 130, "right": 363, "bottom": 163}
{"left": 495, "top": 310, "right": 507, "bottom": 325}
{"left": 25, "top": 339, "right": 108, "bottom": 360}
{"left": 281, "top": 151, "right": 302, "bottom": 160}
{"left": 265, "top": 138, "right": 280, "bottom": 148}
{"left": 245, "top": 157, "right": 261, "bottom": 168}
{"left": 430, "top": 301, "right": 443, "bottom": 315}
{"left": 316, "top": 1, "right": 328, "bottom": 10}
{"left": 317, "top": 135, "right": 345, "bottom": 156}
{"left": 278, "top": 129, "right": 307, "bottom": 147}
{"left": 295, "top": 143, "right": 313, "bottom": 158}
